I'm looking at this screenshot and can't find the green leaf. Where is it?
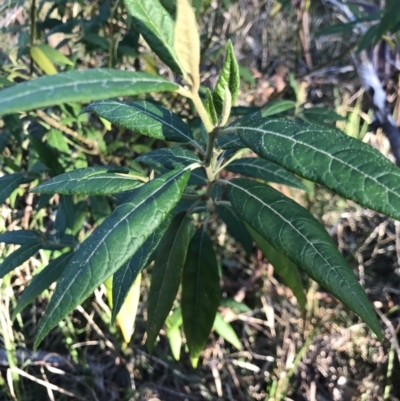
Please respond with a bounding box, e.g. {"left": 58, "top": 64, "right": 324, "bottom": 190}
{"left": 220, "top": 298, "right": 251, "bottom": 313}
{"left": 34, "top": 168, "right": 190, "bottom": 348}
{"left": 136, "top": 148, "right": 200, "bottom": 170}
{"left": 205, "top": 88, "right": 218, "bottom": 126}
{"left": 182, "top": 228, "right": 220, "bottom": 366}
{"left": 0, "top": 243, "right": 42, "bottom": 279}
{"left": 301, "top": 106, "right": 347, "bottom": 125}
{"left": 235, "top": 116, "right": 400, "bottom": 221}
{"left": 124, "top": 0, "right": 183, "bottom": 74}
{"left": 166, "top": 307, "right": 183, "bottom": 360}
{"left": 84, "top": 100, "right": 196, "bottom": 145}
{"left": 261, "top": 100, "right": 295, "bottom": 117}
{"left": 30, "top": 136, "right": 65, "bottom": 176}
{"left": 213, "top": 312, "right": 241, "bottom": 350}
{"left": 0, "top": 230, "right": 43, "bottom": 245}
{"left": 225, "top": 157, "right": 306, "bottom": 190}
{"left": 246, "top": 225, "right": 306, "bottom": 311}
{"left": 216, "top": 133, "right": 246, "bottom": 150}
{"left": 226, "top": 178, "right": 381, "bottom": 338}
{"left": 213, "top": 41, "right": 240, "bottom": 118}
{"left": 216, "top": 205, "right": 253, "bottom": 255}
{"left": 0, "top": 173, "right": 32, "bottom": 204}
{"left": 111, "top": 215, "right": 172, "bottom": 322}
{"left": 0, "top": 69, "right": 178, "bottom": 116}
{"left": 147, "top": 212, "right": 192, "bottom": 352}
{"left": 35, "top": 44, "right": 74, "bottom": 66}
{"left": 31, "top": 166, "right": 147, "bottom": 195}
{"left": 12, "top": 252, "right": 73, "bottom": 319}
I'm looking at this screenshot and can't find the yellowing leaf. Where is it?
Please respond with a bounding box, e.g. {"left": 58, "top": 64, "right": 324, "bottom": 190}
{"left": 174, "top": 0, "right": 200, "bottom": 91}
{"left": 105, "top": 273, "right": 142, "bottom": 343}
{"left": 30, "top": 46, "right": 57, "bottom": 75}
{"left": 35, "top": 44, "right": 74, "bottom": 66}
{"left": 99, "top": 117, "right": 112, "bottom": 131}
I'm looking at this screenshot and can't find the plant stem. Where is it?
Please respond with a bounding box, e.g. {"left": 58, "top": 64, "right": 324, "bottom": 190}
{"left": 29, "top": 0, "right": 36, "bottom": 76}
{"left": 215, "top": 148, "right": 248, "bottom": 174}
{"left": 204, "top": 130, "right": 218, "bottom": 168}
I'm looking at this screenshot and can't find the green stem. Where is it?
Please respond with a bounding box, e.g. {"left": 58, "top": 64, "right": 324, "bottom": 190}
{"left": 180, "top": 88, "right": 214, "bottom": 134}
{"left": 29, "top": 0, "right": 36, "bottom": 76}
{"left": 215, "top": 148, "right": 248, "bottom": 174}
{"left": 108, "top": 0, "right": 121, "bottom": 68}
{"left": 204, "top": 130, "right": 218, "bottom": 168}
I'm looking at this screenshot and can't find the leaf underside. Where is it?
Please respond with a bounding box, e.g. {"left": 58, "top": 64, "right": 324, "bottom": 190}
{"left": 124, "top": 0, "right": 183, "bottom": 74}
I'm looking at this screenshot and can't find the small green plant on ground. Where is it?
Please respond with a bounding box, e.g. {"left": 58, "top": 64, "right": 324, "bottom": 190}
{"left": 1, "top": 0, "right": 399, "bottom": 367}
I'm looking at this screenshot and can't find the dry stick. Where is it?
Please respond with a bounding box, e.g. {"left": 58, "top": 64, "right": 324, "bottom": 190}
{"left": 10, "top": 367, "right": 84, "bottom": 400}
{"left": 35, "top": 110, "right": 97, "bottom": 149}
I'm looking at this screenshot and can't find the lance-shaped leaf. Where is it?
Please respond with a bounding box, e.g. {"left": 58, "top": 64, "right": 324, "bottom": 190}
{"left": 147, "top": 212, "right": 192, "bottom": 352}
{"left": 31, "top": 166, "right": 147, "bottom": 195}
{"left": 225, "top": 157, "right": 306, "bottom": 190}
{"left": 235, "top": 116, "right": 400, "bottom": 221}
{"left": 136, "top": 148, "right": 200, "bottom": 170}
{"left": 34, "top": 168, "right": 190, "bottom": 348}
{"left": 84, "top": 100, "right": 198, "bottom": 146}
{"left": 246, "top": 225, "right": 306, "bottom": 311}
{"left": 30, "top": 45, "right": 57, "bottom": 75}
{"left": 174, "top": 0, "right": 200, "bottom": 90}
{"left": 111, "top": 215, "right": 173, "bottom": 322}
{"left": 12, "top": 252, "right": 73, "bottom": 319}
{"left": 124, "top": 0, "right": 183, "bottom": 74}
{"left": 261, "top": 100, "right": 296, "bottom": 117}
{"left": 0, "top": 230, "right": 43, "bottom": 246}
{"left": 213, "top": 41, "right": 240, "bottom": 118}
{"left": 213, "top": 312, "right": 241, "bottom": 350}
{"left": 106, "top": 273, "right": 142, "bottom": 343}
{"left": 227, "top": 178, "right": 381, "bottom": 338}
{"left": 216, "top": 205, "right": 253, "bottom": 255}
{"left": 0, "top": 243, "right": 42, "bottom": 278}
{"left": 182, "top": 228, "right": 220, "bottom": 366}
{"left": 166, "top": 308, "right": 183, "bottom": 361}
{"left": 0, "top": 69, "right": 178, "bottom": 116}
{"left": 0, "top": 173, "right": 32, "bottom": 204}
{"left": 205, "top": 88, "right": 218, "bottom": 126}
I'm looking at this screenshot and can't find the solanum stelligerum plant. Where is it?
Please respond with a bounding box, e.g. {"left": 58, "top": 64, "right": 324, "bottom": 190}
{"left": 0, "top": 0, "right": 399, "bottom": 366}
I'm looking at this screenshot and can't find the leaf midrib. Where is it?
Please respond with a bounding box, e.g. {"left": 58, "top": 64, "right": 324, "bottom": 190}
{"left": 136, "top": 2, "right": 180, "bottom": 71}
{"left": 0, "top": 76, "right": 170, "bottom": 105}
{"left": 238, "top": 125, "right": 400, "bottom": 202}
{"left": 37, "top": 169, "right": 187, "bottom": 333}
{"left": 102, "top": 101, "right": 195, "bottom": 144}
{"left": 228, "top": 180, "right": 374, "bottom": 323}
{"left": 35, "top": 175, "right": 143, "bottom": 190}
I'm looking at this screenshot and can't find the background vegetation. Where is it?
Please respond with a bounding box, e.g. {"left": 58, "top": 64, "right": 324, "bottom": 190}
{"left": 0, "top": 0, "right": 399, "bottom": 400}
